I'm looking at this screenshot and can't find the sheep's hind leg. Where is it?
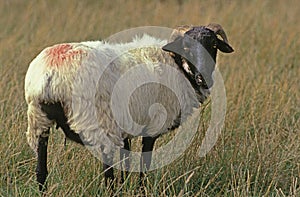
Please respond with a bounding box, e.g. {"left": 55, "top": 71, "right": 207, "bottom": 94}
{"left": 36, "top": 129, "right": 50, "bottom": 192}
{"left": 140, "top": 136, "right": 158, "bottom": 186}
{"left": 120, "top": 137, "right": 131, "bottom": 183}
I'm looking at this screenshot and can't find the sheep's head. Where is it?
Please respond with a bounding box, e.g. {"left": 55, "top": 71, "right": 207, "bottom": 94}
{"left": 162, "top": 23, "right": 234, "bottom": 90}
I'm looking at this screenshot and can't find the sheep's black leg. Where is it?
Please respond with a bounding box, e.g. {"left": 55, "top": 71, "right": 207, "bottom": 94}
{"left": 120, "top": 137, "right": 131, "bottom": 183}
{"left": 36, "top": 129, "right": 49, "bottom": 192}
{"left": 140, "top": 136, "right": 157, "bottom": 186}
{"left": 102, "top": 153, "right": 114, "bottom": 189}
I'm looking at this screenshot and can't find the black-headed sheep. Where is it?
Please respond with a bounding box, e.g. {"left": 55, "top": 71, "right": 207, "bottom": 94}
{"left": 24, "top": 24, "right": 233, "bottom": 191}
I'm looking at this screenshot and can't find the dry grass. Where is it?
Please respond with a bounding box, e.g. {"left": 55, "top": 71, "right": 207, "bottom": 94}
{"left": 0, "top": 0, "right": 299, "bottom": 196}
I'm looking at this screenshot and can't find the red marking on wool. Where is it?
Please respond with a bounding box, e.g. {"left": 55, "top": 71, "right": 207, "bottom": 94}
{"left": 45, "top": 44, "right": 85, "bottom": 67}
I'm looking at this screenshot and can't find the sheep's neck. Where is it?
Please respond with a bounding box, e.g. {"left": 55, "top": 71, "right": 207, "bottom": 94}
{"left": 171, "top": 53, "right": 205, "bottom": 103}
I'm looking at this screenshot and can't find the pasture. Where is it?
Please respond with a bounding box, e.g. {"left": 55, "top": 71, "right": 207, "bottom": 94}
{"left": 0, "top": 0, "right": 299, "bottom": 196}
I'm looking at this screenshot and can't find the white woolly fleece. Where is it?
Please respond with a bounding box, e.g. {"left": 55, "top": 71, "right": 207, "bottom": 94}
{"left": 25, "top": 34, "right": 205, "bottom": 157}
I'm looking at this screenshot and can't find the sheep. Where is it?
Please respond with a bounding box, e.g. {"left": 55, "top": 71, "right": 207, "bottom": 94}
{"left": 24, "top": 23, "right": 234, "bottom": 191}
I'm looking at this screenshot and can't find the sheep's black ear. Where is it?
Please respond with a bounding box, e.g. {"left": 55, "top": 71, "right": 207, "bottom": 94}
{"left": 162, "top": 37, "right": 184, "bottom": 55}
{"left": 217, "top": 38, "right": 234, "bottom": 53}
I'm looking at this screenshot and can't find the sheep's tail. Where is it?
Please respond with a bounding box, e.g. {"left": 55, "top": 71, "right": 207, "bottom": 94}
{"left": 26, "top": 102, "right": 53, "bottom": 154}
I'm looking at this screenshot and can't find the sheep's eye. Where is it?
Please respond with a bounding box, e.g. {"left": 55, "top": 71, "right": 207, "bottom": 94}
{"left": 213, "top": 44, "right": 217, "bottom": 48}
{"left": 183, "top": 47, "right": 189, "bottom": 51}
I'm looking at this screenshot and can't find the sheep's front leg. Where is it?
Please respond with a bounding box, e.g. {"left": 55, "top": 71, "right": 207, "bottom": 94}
{"left": 102, "top": 153, "right": 114, "bottom": 189}
{"left": 36, "top": 129, "right": 49, "bottom": 192}
{"left": 120, "top": 137, "right": 131, "bottom": 183}
{"left": 140, "top": 136, "right": 157, "bottom": 185}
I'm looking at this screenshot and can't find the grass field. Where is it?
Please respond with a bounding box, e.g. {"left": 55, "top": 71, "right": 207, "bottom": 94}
{"left": 0, "top": 0, "right": 299, "bottom": 196}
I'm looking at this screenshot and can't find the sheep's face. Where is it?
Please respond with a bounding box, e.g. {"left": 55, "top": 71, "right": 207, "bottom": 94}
{"left": 162, "top": 26, "right": 233, "bottom": 89}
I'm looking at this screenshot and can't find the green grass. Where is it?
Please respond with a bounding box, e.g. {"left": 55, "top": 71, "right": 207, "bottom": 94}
{"left": 0, "top": 0, "right": 299, "bottom": 196}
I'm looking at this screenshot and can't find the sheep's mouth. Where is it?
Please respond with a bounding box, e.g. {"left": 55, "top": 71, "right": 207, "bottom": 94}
{"left": 195, "top": 73, "right": 208, "bottom": 89}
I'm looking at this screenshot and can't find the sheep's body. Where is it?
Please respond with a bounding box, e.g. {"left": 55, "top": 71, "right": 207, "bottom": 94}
{"left": 25, "top": 35, "right": 204, "bottom": 157}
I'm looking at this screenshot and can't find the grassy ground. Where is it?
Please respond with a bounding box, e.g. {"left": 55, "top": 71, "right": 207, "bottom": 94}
{"left": 0, "top": 0, "right": 299, "bottom": 196}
